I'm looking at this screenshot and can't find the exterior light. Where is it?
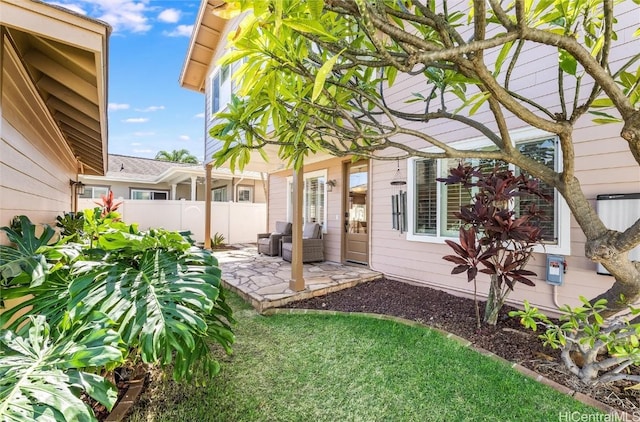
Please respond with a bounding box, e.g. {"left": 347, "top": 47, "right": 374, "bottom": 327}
{"left": 70, "top": 179, "right": 85, "bottom": 196}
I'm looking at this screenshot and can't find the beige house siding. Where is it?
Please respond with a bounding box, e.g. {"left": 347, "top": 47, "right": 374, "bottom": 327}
{"left": 364, "top": 3, "right": 640, "bottom": 313}
{"left": 268, "top": 157, "right": 346, "bottom": 262}
{"left": 1, "top": 40, "right": 76, "bottom": 235}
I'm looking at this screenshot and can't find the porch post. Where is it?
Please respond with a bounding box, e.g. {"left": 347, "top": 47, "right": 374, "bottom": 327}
{"left": 289, "top": 166, "right": 305, "bottom": 291}
{"left": 171, "top": 184, "right": 177, "bottom": 200}
{"left": 204, "top": 163, "right": 212, "bottom": 249}
{"left": 190, "top": 176, "right": 197, "bottom": 200}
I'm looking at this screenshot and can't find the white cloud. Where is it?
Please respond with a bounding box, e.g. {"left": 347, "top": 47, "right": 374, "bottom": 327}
{"left": 164, "top": 24, "right": 193, "bottom": 37}
{"left": 133, "top": 148, "right": 153, "bottom": 154}
{"left": 135, "top": 105, "right": 165, "bottom": 112}
{"left": 108, "top": 102, "right": 130, "bottom": 111}
{"left": 47, "top": 2, "right": 87, "bottom": 15}
{"left": 179, "top": 135, "right": 190, "bottom": 141}
{"left": 133, "top": 131, "right": 155, "bottom": 137}
{"left": 158, "top": 8, "right": 180, "bottom": 23}
{"left": 194, "top": 112, "right": 205, "bottom": 119}
{"left": 123, "top": 117, "right": 149, "bottom": 123}
{"left": 131, "top": 142, "right": 142, "bottom": 146}
{"left": 50, "top": 0, "right": 152, "bottom": 33}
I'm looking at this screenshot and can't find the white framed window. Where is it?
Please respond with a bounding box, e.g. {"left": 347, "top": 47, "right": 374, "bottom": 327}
{"left": 210, "top": 65, "right": 231, "bottom": 118}
{"left": 407, "top": 128, "right": 571, "bottom": 255}
{"left": 237, "top": 186, "right": 253, "bottom": 202}
{"left": 130, "top": 189, "right": 168, "bottom": 200}
{"left": 79, "top": 185, "right": 109, "bottom": 199}
{"left": 286, "top": 170, "right": 328, "bottom": 232}
{"left": 213, "top": 186, "right": 227, "bottom": 202}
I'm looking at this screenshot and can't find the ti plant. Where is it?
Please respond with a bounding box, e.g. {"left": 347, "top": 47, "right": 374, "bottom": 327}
{"left": 439, "top": 163, "right": 550, "bottom": 327}
{"left": 510, "top": 298, "right": 640, "bottom": 386}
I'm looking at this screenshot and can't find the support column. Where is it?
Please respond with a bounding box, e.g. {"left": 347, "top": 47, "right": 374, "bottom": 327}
{"left": 190, "top": 176, "right": 197, "bottom": 200}
{"left": 171, "top": 184, "right": 177, "bottom": 200}
{"left": 289, "top": 166, "right": 305, "bottom": 291}
{"left": 204, "top": 164, "right": 212, "bottom": 249}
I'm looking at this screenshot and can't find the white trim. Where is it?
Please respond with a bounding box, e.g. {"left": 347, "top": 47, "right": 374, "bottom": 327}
{"left": 286, "top": 169, "right": 329, "bottom": 233}
{"left": 407, "top": 128, "right": 571, "bottom": 255}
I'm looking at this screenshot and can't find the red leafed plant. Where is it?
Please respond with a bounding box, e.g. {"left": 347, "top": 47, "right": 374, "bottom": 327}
{"left": 440, "top": 163, "right": 551, "bottom": 328}
{"left": 95, "top": 190, "right": 123, "bottom": 218}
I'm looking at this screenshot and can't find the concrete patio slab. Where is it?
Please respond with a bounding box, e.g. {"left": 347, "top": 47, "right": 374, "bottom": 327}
{"left": 213, "top": 244, "right": 382, "bottom": 312}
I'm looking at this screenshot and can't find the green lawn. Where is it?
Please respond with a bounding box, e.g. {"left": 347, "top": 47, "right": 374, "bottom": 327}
{"left": 127, "top": 292, "right": 600, "bottom": 422}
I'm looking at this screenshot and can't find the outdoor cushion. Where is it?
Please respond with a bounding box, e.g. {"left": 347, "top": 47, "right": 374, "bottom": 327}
{"left": 275, "top": 221, "right": 292, "bottom": 235}
{"left": 302, "top": 222, "right": 321, "bottom": 239}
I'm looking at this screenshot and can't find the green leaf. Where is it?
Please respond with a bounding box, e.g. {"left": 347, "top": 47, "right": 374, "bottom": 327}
{"left": 282, "top": 19, "right": 337, "bottom": 41}
{"left": 559, "top": 50, "right": 577, "bottom": 75}
{"left": 0, "top": 315, "right": 122, "bottom": 421}
{"left": 590, "top": 98, "right": 614, "bottom": 108}
{"left": 468, "top": 92, "right": 491, "bottom": 116}
{"left": 312, "top": 49, "right": 345, "bottom": 102}
{"left": 308, "top": 0, "right": 324, "bottom": 19}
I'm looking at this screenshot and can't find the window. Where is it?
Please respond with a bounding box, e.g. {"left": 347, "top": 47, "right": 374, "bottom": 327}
{"left": 286, "top": 170, "right": 327, "bottom": 230}
{"left": 79, "top": 185, "right": 109, "bottom": 199}
{"left": 407, "top": 130, "right": 570, "bottom": 255}
{"left": 210, "top": 65, "right": 231, "bottom": 117}
{"left": 237, "top": 186, "right": 253, "bottom": 202}
{"left": 131, "top": 189, "right": 168, "bottom": 200}
{"left": 213, "top": 187, "right": 227, "bottom": 202}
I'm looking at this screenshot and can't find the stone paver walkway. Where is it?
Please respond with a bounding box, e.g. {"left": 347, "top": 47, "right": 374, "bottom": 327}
{"left": 213, "top": 244, "right": 382, "bottom": 312}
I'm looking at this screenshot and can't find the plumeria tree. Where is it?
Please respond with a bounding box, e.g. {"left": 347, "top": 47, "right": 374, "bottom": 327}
{"left": 210, "top": 0, "right": 640, "bottom": 320}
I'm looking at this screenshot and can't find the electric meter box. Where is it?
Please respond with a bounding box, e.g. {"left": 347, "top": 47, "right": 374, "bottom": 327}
{"left": 546, "top": 254, "right": 565, "bottom": 286}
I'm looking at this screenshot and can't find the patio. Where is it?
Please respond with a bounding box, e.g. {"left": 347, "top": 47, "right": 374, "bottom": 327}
{"left": 212, "top": 244, "right": 382, "bottom": 312}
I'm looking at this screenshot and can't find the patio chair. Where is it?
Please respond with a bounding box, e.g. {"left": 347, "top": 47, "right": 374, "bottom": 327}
{"left": 281, "top": 222, "right": 324, "bottom": 263}
{"left": 257, "top": 221, "right": 292, "bottom": 256}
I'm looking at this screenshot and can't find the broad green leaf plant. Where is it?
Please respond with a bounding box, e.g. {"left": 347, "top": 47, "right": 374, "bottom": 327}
{"left": 0, "top": 212, "right": 234, "bottom": 421}
{"left": 0, "top": 314, "right": 123, "bottom": 421}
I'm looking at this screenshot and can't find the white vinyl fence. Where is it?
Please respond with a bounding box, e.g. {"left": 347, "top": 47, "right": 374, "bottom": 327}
{"left": 78, "top": 199, "right": 266, "bottom": 244}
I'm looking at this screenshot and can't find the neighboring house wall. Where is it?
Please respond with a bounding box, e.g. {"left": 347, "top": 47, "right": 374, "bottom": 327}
{"left": 0, "top": 38, "right": 76, "bottom": 231}
{"left": 85, "top": 178, "right": 265, "bottom": 202}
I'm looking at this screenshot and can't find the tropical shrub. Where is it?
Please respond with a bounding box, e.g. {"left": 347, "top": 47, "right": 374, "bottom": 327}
{"left": 0, "top": 314, "right": 124, "bottom": 421}
{"left": 0, "top": 212, "right": 235, "bottom": 420}
{"left": 511, "top": 298, "right": 640, "bottom": 385}
{"left": 212, "top": 232, "right": 226, "bottom": 248}
{"left": 439, "top": 163, "right": 549, "bottom": 327}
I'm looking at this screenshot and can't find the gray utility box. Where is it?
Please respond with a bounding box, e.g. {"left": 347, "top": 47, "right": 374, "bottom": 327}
{"left": 596, "top": 193, "right": 640, "bottom": 275}
{"left": 546, "top": 254, "right": 565, "bottom": 286}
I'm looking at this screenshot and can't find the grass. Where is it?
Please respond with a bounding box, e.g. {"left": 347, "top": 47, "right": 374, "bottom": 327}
{"left": 127, "top": 292, "right": 600, "bottom": 422}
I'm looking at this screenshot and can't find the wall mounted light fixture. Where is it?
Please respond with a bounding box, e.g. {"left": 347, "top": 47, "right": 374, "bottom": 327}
{"left": 326, "top": 179, "right": 337, "bottom": 192}
{"left": 69, "top": 179, "right": 85, "bottom": 196}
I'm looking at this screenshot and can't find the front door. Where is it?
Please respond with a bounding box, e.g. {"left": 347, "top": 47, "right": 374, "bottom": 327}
{"left": 344, "top": 161, "right": 369, "bottom": 264}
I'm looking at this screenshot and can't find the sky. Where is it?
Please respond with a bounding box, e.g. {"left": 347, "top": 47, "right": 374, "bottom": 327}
{"left": 47, "top": 0, "right": 208, "bottom": 161}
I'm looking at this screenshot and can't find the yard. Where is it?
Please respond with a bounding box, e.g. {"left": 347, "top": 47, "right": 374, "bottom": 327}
{"left": 127, "top": 292, "right": 599, "bottom": 422}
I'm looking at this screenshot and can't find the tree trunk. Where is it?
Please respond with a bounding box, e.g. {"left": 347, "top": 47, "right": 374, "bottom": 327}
{"left": 558, "top": 177, "right": 640, "bottom": 318}
{"left": 484, "top": 274, "right": 506, "bottom": 325}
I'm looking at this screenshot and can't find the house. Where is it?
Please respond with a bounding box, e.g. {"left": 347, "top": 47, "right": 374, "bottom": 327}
{"left": 181, "top": 1, "right": 640, "bottom": 313}
{"left": 79, "top": 154, "right": 266, "bottom": 203}
{"left": 0, "top": 0, "right": 110, "bottom": 239}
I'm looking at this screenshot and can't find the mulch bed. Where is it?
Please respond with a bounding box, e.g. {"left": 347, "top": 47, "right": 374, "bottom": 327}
{"left": 283, "top": 277, "right": 640, "bottom": 415}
